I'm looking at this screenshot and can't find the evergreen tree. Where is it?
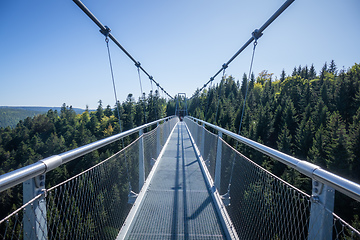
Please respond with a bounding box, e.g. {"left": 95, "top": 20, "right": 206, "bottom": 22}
{"left": 280, "top": 69, "right": 286, "bottom": 82}
{"left": 104, "top": 105, "right": 113, "bottom": 117}
{"left": 96, "top": 100, "right": 104, "bottom": 121}
{"left": 241, "top": 73, "right": 248, "bottom": 96}
{"left": 308, "top": 125, "right": 327, "bottom": 168}
{"left": 325, "top": 112, "right": 351, "bottom": 176}
{"left": 329, "top": 59, "right": 337, "bottom": 75}
{"left": 309, "top": 64, "right": 316, "bottom": 79}
{"left": 350, "top": 107, "right": 360, "bottom": 182}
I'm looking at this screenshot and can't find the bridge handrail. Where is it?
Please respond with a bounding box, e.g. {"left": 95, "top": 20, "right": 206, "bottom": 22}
{"left": 0, "top": 116, "right": 176, "bottom": 193}
{"left": 186, "top": 116, "right": 360, "bottom": 202}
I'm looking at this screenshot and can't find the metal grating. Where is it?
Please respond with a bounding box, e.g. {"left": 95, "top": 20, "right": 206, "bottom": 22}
{"left": 125, "top": 123, "right": 225, "bottom": 239}
{"left": 0, "top": 118, "right": 178, "bottom": 240}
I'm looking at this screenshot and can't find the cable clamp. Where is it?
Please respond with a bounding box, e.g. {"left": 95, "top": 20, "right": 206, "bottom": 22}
{"left": 135, "top": 61, "right": 141, "bottom": 68}
{"left": 210, "top": 77, "right": 214, "bottom": 82}
{"left": 252, "top": 29, "right": 263, "bottom": 41}
{"left": 149, "top": 76, "right": 153, "bottom": 80}
{"left": 222, "top": 63, "right": 228, "bottom": 70}
{"left": 100, "top": 25, "right": 111, "bottom": 38}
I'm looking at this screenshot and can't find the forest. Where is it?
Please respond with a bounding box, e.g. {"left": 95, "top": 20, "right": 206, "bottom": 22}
{"left": 190, "top": 61, "right": 360, "bottom": 182}
{"left": 0, "top": 91, "right": 175, "bottom": 231}
{"left": 0, "top": 60, "right": 359, "bottom": 235}
{"left": 188, "top": 61, "right": 360, "bottom": 228}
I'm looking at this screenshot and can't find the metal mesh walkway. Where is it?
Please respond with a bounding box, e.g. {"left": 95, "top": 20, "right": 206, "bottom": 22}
{"left": 122, "top": 122, "right": 226, "bottom": 239}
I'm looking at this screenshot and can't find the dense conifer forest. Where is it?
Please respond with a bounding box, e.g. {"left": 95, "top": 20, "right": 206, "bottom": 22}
{"left": 189, "top": 61, "right": 360, "bottom": 182}
{"left": 0, "top": 91, "right": 175, "bottom": 224}
{"left": 188, "top": 61, "right": 360, "bottom": 226}
{"left": 1, "top": 61, "right": 360, "bottom": 232}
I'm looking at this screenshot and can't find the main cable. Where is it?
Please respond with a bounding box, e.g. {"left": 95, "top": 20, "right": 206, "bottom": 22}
{"left": 190, "top": 0, "right": 294, "bottom": 100}
{"left": 73, "top": 0, "right": 173, "bottom": 100}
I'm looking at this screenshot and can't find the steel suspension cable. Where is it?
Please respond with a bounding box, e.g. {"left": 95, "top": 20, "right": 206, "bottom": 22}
{"left": 205, "top": 78, "right": 214, "bottom": 118}
{"left": 73, "top": 0, "right": 173, "bottom": 100}
{"left": 136, "top": 64, "right": 147, "bottom": 124}
{"left": 225, "top": 40, "right": 258, "bottom": 197}
{"left": 238, "top": 40, "right": 257, "bottom": 134}
{"left": 190, "top": 0, "right": 294, "bottom": 100}
{"left": 105, "top": 36, "right": 132, "bottom": 191}
{"left": 214, "top": 66, "right": 227, "bottom": 124}
{"left": 105, "top": 38, "right": 122, "bottom": 133}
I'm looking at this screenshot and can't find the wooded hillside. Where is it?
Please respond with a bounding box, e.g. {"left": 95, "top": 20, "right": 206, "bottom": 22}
{"left": 0, "top": 91, "right": 174, "bottom": 222}
{"left": 188, "top": 61, "right": 360, "bottom": 225}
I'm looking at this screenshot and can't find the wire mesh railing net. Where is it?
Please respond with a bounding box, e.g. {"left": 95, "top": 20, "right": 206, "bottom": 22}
{"left": 0, "top": 118, "right": 178, "bottom": 240}
{"left": 184, "top": 118, "right": 360, "bottom": 240}
{"left": 220, "top": 139, "right": 311, "bottom": 239}
{"left": 184, "top": 118, "right": 217, "bottom": 180}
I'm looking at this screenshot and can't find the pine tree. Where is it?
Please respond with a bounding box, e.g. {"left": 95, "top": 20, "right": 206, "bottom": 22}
{"left": 241, "top": 73, "right": 248, "bottom": 97}
{"left": 282, "top": 96, "right": 297, "bottom": 138}
{"left": 329, "top": 60, "right": 337, "bottom": 75}
{"left": 104, "top": 105, "right": 113, "bottom": 117}
{"left": 295, "top": 118, "right": 314, "bottom": 159}
{"left": 280, "top": 69, "right": 286, "bottom": 82}
{"left": 96, "top": 100, "right": 104, "bottom": 121}
{"left": 325, "top": 112, "right": 351, "bottom": 176}
{"left": 350, "top": 107, "right": 360, "bottom": 181}
{"left": 308, "top": 125, "right": 327, "bottom": 168}
{"left": 277, "top": 124, "right": 292, "bottom": 155}
{"left": 319, "top": 62, "right": 328, "bottom": 83}
{"left": 309, "top": 64, "right": 316, "bottom": 79}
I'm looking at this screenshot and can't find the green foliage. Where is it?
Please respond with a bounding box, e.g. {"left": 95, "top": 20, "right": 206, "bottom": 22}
{"left": 188, "top": 62, "right": 360, "bottom": 226}
{"left": 0, "top": 107, "right": 43, "bottom": 128}
{"left": 0, "top": 90, "right": 170, "bottom": 230}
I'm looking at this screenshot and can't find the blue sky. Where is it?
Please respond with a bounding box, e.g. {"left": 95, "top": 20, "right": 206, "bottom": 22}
{"left": 1, "top": 0, "right": 359, "bottom": 109}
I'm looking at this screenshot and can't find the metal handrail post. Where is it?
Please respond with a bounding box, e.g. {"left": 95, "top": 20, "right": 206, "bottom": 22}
{"left": 23, "top": 174, "right": 47, "bottom": 240}
{"left": 201, "top": 123, "right": 205, "bottom": 158}
{"left": 156, "top": 122, "right": 161, "bottom": 157}
{"left": 308, "top": 181, "right": 335, "bottom": 240}
{"left": 215, "top": 131, "right": 223, "bottom": 191}
{"left": 139, "top": 129, "right": 145, "bottom": 191}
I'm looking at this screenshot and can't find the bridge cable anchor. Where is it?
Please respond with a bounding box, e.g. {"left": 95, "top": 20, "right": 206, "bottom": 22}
{"left": 221, "top": 182, "right": 231, "bottom": 206}
{"left": 100, "top": 25, "right": 111, "bottom": 41}
{"left": 127, "top": 184, "right": 138, "bottom": 205}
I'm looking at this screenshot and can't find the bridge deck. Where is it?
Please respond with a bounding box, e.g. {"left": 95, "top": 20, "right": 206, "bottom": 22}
{"left": 123, "top": 122, "right": 226, "bottom": 239}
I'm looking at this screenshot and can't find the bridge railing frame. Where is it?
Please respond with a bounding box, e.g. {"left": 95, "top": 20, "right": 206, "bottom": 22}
{"left": 0, "top": 116, "right": 175, "bottom": 193}
{"left": 0, "top": 116, "right": 176, "bottom": 239}
{"left": 185, "top": 116, "right": 360, "bottom": 239}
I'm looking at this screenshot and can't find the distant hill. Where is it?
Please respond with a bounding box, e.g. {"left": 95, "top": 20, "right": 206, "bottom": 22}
{"left": 0, "top": 106, "right": 86, "bottom": 128}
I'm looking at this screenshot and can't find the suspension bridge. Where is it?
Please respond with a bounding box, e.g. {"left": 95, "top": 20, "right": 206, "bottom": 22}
{"left": 1, "top": 0, "right": 360, "bottom": 239}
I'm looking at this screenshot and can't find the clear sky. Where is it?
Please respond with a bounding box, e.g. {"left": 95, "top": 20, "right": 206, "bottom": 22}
{"left": 1, "top": 0, "right": 359, "bottom": 109}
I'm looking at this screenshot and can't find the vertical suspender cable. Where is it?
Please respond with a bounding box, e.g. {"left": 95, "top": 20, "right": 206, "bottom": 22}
{"left": 238, "top": 40, "right": 257, "bottom": 134}
{"left": 136, "top": 64, "right": 147, "bottom": 124}
{"left": 205, "top": 79, "right": 213, "bottom": 118}
{"left": 106, "top": 37, "right": 123, "bottom": 134}
{"left": 105, "top": 36, "right": 132, "bottom": 192}
{"left": 225, "top": 40, "right": 258, "bottom": 198}
{"left": 214, "top": 65, "right": 227, "bottom": 124}
{"left": 149, "top": 77, "right": 157, "bottom": 119}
